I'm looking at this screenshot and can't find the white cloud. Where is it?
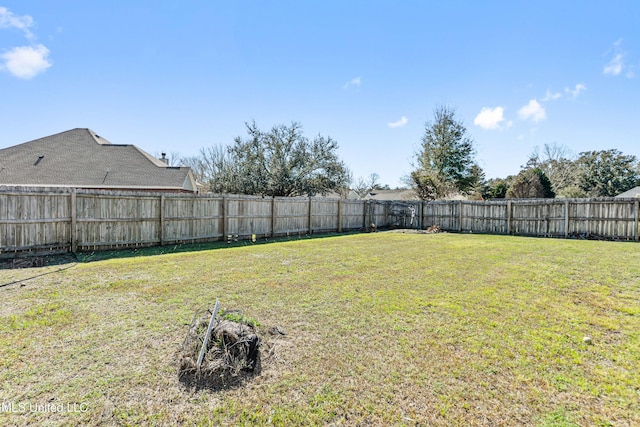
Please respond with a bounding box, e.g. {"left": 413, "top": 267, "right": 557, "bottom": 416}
{"left": 518, "top": 99, "right": 546, "bottom": 122}
{"left": 603, "top": 39, "right": 633, "bottom": 78}
{"left": 343, "top": 76, "right": 361, "bottom": 89}
{"left": 604, "top": 53, "right": 624, "bottom": 76}
{"left": 0, "top": 6, "right": 35, "bottom": 40}
{"left": 473, "top": 106, "right": 506, "bottom": 130}
{"left": 387, "top": 116, "right": 408, "bottom": 128}
{"left": 541, "top": 90, "right": 562, "bottom": 102}
{"left": 0, "top": 7, "right": 52, "bottom": 79}
{"left": 566, "top": 83, "right": 586, "bottom": 98}
{"left": 1, "top": 45, "right": 52, "bottom": 79}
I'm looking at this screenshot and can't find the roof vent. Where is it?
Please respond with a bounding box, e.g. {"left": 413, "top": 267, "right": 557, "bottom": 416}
{"left": 34, "top": 155, "right": 44, "bottom": 166}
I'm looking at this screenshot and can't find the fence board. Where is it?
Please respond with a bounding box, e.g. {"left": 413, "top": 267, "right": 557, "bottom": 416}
{"left": 342, "top": 200, "right": 366, "bottom": 230}
{"left": 1, "top": 186, "right": 639, "bottom": 257}
{"left": 0, "top": 192, "right": 71, "bottom": 255}
{"left": 311, "top": 199, "right": 339, "bottom": 232}
{"left": 273, "top": 197, "right": 309, "bottom": 235}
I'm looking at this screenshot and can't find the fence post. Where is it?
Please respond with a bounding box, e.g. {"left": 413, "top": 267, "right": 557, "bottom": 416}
{"left": 271, "top": 197, "right": 277, "bottom": 237}
{"left": 564, "top": 199, "right": 570, "bottom": 239}
{"left": 458, "top": 201, "right": 463, "bottom": 232}
{"left": 362, "top": 201, "right": 367, "bottom": 230}
{"left": 190, "top": 198, "right": 196, "bottom": 243}
{"left": 308, "top": 197, "right": 313, "bottom": 234}
{"left": 337, "top": 199, "right": 343, "bottom": 233}
{"left": 423, "top": 201, "right": 428, "bottom": 229}
{"left": 159, "top": 194, "right": 165, "bottom": 245}
{"left": 222, "top": 196, "right": 227, "bottom": 241}
{"left": 384, "top": 201, "right": 389, "bottom": 228}
{"left": 70, "top": 189, "right": 77, "bottom": 253}
{"left": 506, "top": 200, "right": 512, "bottom": 235}
{"left": 635, "top": 199, "right": 639, "bottom": 242}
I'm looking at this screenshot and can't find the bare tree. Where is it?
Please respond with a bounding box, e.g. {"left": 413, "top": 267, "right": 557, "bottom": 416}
{"left": 181, "top": 146, "right": 239, "bottom": 192}
{"left": 352, "top": 173, "right": 388, "bottom": 198}
{"left": 525, "top": 143, "right": 577, "bottom": 196}
{"left": 154, "top": 151, "right": 183, "bottom": 166}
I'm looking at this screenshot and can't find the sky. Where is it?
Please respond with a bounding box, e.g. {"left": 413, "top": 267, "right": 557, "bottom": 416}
{"left": 1, "top": 1, "right": 639, "bottom": 187}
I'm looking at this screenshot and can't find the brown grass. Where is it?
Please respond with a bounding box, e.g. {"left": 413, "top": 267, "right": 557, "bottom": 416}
{"left": 0, "top": 233, "right": 639, "bottom": 426}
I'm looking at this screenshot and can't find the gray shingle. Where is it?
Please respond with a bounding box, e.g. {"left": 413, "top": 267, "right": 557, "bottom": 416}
{"left": 615, "top": 186, "right": 640, "bottom": 198}
{"left": 0, "top": 128, "right": 195, "bottom": 191}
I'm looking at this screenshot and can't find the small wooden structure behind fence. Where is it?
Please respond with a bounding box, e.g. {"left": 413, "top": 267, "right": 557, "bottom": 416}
{"left": 0, "top": 186, "right": 638, "bottom": 257}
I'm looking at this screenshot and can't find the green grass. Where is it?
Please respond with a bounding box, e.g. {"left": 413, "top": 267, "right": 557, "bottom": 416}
{"left": 0, "top": 233, "right": 639, "bottom": 426}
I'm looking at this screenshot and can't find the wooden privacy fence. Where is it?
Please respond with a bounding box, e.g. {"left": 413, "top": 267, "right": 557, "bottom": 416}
{"left": 0, "top": 187, "right": 639, "bottom": 257}
{"left": 0, "top": 188, "right": 371, "bottom": 256}
{"left": 422, "top": 199, "right": 640, "bottom": 240}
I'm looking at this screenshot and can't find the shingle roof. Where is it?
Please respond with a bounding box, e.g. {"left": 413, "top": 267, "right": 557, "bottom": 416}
{"left": 365, "top": 189, "right": 418, "bottom": 200}
{"left": 615, "top": 186, "right": 640, "bottom": 198}
{"left": 0, "top": 128, "right": 196, "bottom": 191}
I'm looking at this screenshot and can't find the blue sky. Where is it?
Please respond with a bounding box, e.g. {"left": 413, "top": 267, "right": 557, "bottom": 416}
{"left": 1, "top": 1, "right": 638, "bottom": 187}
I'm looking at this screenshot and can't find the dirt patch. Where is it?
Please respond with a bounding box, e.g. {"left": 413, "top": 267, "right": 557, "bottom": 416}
{"left": 0, "top": 253, "right": 77, "bottom": 270}
{"left": 383, "top": 226, "right": 445, "bottom": 234}
{"left": 424, "top": 225, "right": 443, "bottom": 233}
{"left": 179, "top": 308, "right": 282, "bottom": 391}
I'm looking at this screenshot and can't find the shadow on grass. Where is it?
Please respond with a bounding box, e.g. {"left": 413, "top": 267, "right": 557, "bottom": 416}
{"left": 0, "top": 231, "right": 362, "bottom": 288}
{"left": 5, "top": 231, "right": 362, "bottom": 267}
{"left": 177, "top": 355, "right": 263, "bottom": 393}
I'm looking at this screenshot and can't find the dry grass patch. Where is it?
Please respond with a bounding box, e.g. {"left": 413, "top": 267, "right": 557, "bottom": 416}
{"left": 0, "top": 233, "right": 639, "bottom": 426}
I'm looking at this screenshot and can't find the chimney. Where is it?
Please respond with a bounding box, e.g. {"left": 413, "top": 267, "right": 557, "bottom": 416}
{"left": 160, "top": 152, "right": 168, "bottom": 165}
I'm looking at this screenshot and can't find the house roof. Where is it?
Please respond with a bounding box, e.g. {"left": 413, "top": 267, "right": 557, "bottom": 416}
{"left": 0, "top": 128, "right": 196, "bottom": 192}
{"left": 615, "top": 186, "right": 640, "bottom": 198}
{"left": 364, "top": 189, "right": 418, "bottom": 200}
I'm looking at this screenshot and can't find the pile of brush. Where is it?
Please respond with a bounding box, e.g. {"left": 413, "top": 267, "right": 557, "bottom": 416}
{"left": 425, "top": 224, "right": 443, "bottom": 233}
{"left": 179, "top": 307, "right": 261, "bottom": 388}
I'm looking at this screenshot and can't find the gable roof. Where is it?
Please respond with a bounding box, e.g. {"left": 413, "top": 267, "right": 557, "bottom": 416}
{"left": 364, "top": 189, "right": 418, "bottom": 201}
{"left": 615, "top": 186, "right": 640, "bottom": 198}
{"left": 0, "top": 128, "right": 196, "bottom": 192}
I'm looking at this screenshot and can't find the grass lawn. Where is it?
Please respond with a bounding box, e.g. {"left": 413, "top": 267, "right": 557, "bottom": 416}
{"left": 0, "top": 232, "right": 639, "bottom": 426}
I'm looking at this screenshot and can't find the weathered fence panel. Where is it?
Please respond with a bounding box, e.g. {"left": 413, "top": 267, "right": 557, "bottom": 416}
{"left": 423, "top": 201, "right": 461, "bottom": 231}
{"left": 510, "top": 200, "right": 566, "bottom": 237}
{"left": 273, "top": 197, "right": 310, "bottom": 236}
{"left": 164, "top": 196, "right": 223, "bottom": 244}
{"left": 461, "top": 201, "right": 508, "bottom": 234}
{"left": 1, "top": 185, "right": 639, "bottom": 257}
{"left": 342, "top": 200, "right": 366, "bottom": 231}
{"left": 0, "top": 191, "right": 71, "bottom": 254}
{"left": 311, "top": 199, "right": 339, "bottom": 233}
{"left": 76, "top": 194, "right": 161, "bottom": 250}
{"left": 365, "top": 201, "right": 388, "bottom": 229}
{"left": 568, "top": 199, "right": 636, "bottom": 239}
{"left": 227, "top": 196, "right": 272, "bottom": 238}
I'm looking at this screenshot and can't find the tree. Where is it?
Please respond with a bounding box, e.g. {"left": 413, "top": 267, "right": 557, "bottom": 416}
{"left": 506, "top": 168, "right": 555, "bottom": 198}
{"left": 192, "top": 122, "right": 350, "bottom": 197}
{"left": 467, "top": 164, "right": 487, "bottom": 199}
{"left": 181, "top": 145, "right": 238, "bottom": 190}
{"left": 575, "top": 150, "right": 640, "bottom": 197}
{"left": 525, "top": 143, "right": 578, "bottom": 197}
{"left": 352, "top": 173, "right": 389, "bottom": 198}
{"left": 483, "top": 177, "right": 514, "bottom": 199}
{"left": 154, "top": 151, "right": 183, "bottom": 166}
{"left": 410, "top": 105, "right": 481, "bottom": 199}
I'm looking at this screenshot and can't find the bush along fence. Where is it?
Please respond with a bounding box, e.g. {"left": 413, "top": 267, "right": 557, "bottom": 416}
{"left": 0, "top": 186, "right": 638, "bottom": 257}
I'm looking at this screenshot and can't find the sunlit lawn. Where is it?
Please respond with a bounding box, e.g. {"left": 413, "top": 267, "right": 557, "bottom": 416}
{"left": 1, "top": 232, "right": 639, "bottom": 426}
